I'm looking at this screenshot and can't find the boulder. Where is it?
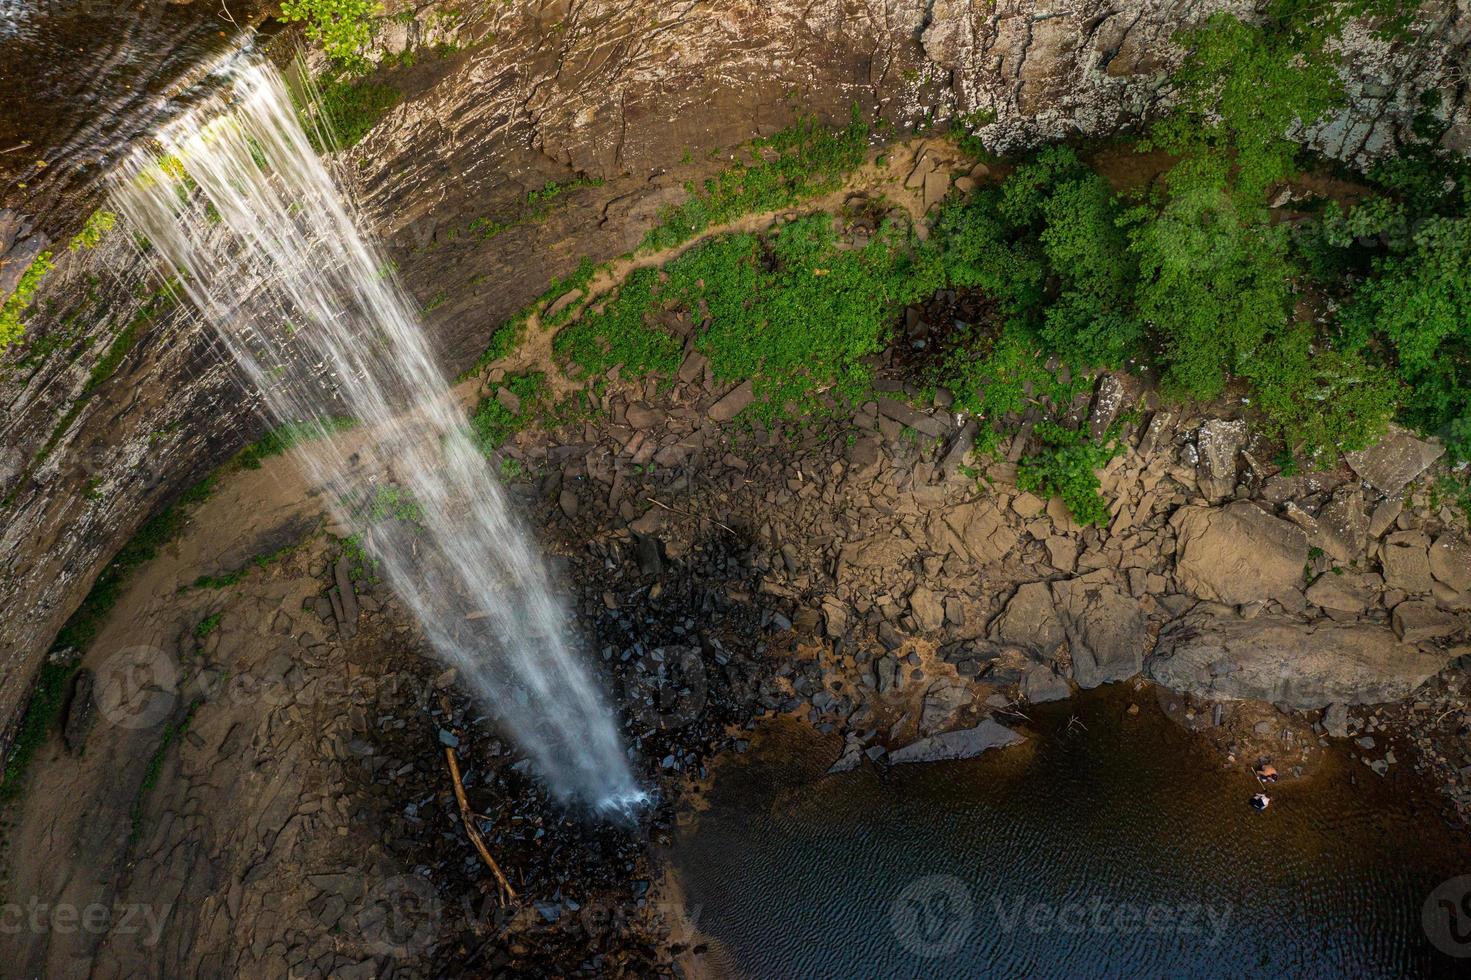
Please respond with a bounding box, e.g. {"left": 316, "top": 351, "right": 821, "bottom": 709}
{"left": 1050, "top": 575, "right": 1149, "bottom": 688}
{"left": 1391, "top": 600, "right": 1461, "bottom": 643}
{"left": 1304, "top": 573, "right": 1373, "bottom": 614}
{"left": 827, "top": 732, "right": 865, "bottom": 774}
{"left": 943, "top": 500, "right": 1017, "bottom": 564}
{"left": 1380, "top": 530, "right": 1433, "bottom": 594}
{"left": 888, "top": 719, "right": 1024, "bottom": 765}
{"left": 1149, "top": 611, "right": 1456, "bottom": 708}
{"left": 1021, "top": 664, "right": 1071, "bottom": 703}
{"left": 1429, "top": 533, "right": 1471, "bottom": 593}
{"left": 989, "top": 582, "right": 1066, "bottom": 660}
{"left": 1344, "top": 426, "right": 1444, "bottom": 496}
{"left": 920, "top": 680, "right": 971, "bottom": 733}
{"left": 1323, "top": 703, "right": 1350, "bottom": 738}
{"left": 909, "top": 586, "right": 945, "bottom": 632}
{"left": 707, "top": 379, "right": 754, "bottom": 421}
{"left": 1171, "top": 502, "right": 1308, "bottom": 607}
{"left": 1313, "top": 486, "right": 1368, "bottom": 563}
{"left": 1195, "top": 418, "right": 1246, "bottom": 502}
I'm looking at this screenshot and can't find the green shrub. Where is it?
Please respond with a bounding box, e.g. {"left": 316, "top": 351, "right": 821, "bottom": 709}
{"left": 1128, "top": 178, "right": 1293, "bottom": 400}
{"left": 279, "top": 0, "right": 383, "bottom": 73}
{"left": 307, "top": 74, "right": 400, "bottom": 152}
{"left": 1016, "top": 421, "right": 1122, "bottom": 527}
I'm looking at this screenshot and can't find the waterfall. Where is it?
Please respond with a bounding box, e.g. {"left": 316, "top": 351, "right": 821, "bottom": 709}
{"left": 109, "top": 54, "right": 644, "bottom": 815}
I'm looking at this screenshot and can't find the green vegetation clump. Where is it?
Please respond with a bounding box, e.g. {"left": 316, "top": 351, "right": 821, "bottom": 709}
{"left": 279, "top": 0, "right": 383, "bottom": 73}
{"left": 307, "top": 74, "right": 401, "bottom": 152}
{"left": 0, "top": 251, "right": 55, "bottom": 355}
{"left": 471, "top": 372, "right": 545, "bottom": 453}
{"left": 236, "top": 416, "right": 358, "bottom": 470}
{"left": 1, "top": 210, "right": 115, "bottom": 355}
{"left": 640, "top": 105, "right": 872, "bottom": 252}
{"left": 559, "top": 214, "right": 941, "bottom": 419}
{"left": 1016, "top": 422, "right": 1123, "bottom": 528}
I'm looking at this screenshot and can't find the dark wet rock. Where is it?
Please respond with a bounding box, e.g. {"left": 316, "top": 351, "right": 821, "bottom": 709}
{"left": 1344, "top": 426, "right": 1445, "bottom": 496}
{"left": 334, "top": 557, "right": 358, "bottom": 638}
{"left": 888, "top": 719, "right": 1024, "bottom": 765}
{"left": 1050, "top": 575, "right": 1148, "bottom": 688}
{"left": 1150, "top": 611, "right": 1458, "bottom": 708}
{"left": 990, "top": 582, "right": 1065, "bottom": 660}
{"left": 827, "top": 732, "right": 865, "bottom": 774}
{"left": 1172, "top": 502, "right": 1308, "bottom": 607}
{"left": 1021, "top": 664, "right": 1070, "bottom": 704}
{"left": 62, "top": 667, "right": 95, "bottom": 754}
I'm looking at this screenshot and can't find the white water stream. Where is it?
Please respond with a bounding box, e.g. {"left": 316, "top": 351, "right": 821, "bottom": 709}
{"left": 109, "top": 55, "right": 643, "bottom": 814}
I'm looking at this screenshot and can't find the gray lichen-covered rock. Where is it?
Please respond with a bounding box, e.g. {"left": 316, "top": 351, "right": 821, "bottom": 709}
{"left": 1171, "top": 502, "right": 1309, "bottom": 607}
{"left": 1429, "top": 533, "right": 1471, "bottom": 593}
{"left": 1343, "top": 425, "right": 1445, "bottom": 496}
{"left": 1149, "top": 611, "right": 1456, "bottom": 708}
{"left": 1021, "top": 664, "right": 1072, "bottom": 704}
{"left": 888, "top": 719, "right": 1024, "bottom": 765}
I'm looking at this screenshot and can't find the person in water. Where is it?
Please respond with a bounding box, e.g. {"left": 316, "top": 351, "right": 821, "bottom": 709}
{"left": 1251, "top": 793, "right": 1271, "bottom": 811}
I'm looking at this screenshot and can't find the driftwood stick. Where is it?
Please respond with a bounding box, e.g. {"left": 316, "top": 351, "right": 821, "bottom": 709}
{"left": 644, "top": 496, "right": 736, "bottom": 535}
{"left": 445, "top": 746, "right": 518, "bottom": 907}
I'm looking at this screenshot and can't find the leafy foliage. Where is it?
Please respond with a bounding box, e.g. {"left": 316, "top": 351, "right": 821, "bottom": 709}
{"left": 470, "top": 372, "right": 545, "bottom": 453}
{"left": 1128, "top": 178, "right": 1294, "bottom": 401}
{"left": 308, "top": 74, "right": 400, "bottom": 152}
{"left": 1150, "top": 4, "right": 1343, "bottom": 202}
{"left": 0, "top": 250, "right": 54, "bottom": 355}
{"left": 279, "top": 0, "right": 383, "bottom": 73}
{"left": 1016, "top": 422, "right": 1123, "bottom": 527}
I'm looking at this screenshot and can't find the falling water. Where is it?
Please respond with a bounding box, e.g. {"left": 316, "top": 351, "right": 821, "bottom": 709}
{"left": 109, "top": 54, "right": 644, "bottom": 814}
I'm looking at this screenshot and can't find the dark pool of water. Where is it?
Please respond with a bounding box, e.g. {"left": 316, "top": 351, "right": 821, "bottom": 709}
{"left": 670, "top": 689, "right": 1471, "bottom": 978}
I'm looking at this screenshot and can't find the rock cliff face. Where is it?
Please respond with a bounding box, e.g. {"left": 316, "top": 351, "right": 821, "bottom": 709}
{"left": 1, "top": 0, "right": 1469, "bottom": 734}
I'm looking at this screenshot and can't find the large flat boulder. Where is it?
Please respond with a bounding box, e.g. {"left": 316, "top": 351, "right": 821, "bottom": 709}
{"left": 888, "top": 719, "right": 1024, "bottom": 765}
{"left": 1050, "top": 574, "right": 1149, "bottom": 688}
{"left": 1430, "top": 533, "right": 1471, "bottom": 593}
{"left": 1171, "top": 502, "right": 1308, "bottom": 607}
{"left": 1344, "top": 426, "right": 1444, "bottom": 497}
{"left": 989, "top": 581, "right": 1066, "bottom": 659}
{"left": 1148, "top": 611, "right": 1455, "bottom": 708}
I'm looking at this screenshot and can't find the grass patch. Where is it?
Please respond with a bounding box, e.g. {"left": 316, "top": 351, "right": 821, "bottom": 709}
{"left": 639, "top": 105, "right": 872, "bottom": 252}
{"left": 303, "top": 73, "right": 401, "bottom": 153}
{"left": 236, "top": 416, "right": 358, "bottom": 470}
{"left": 470, "top": 371, "right": 545, "bottom": 453}
{"left": 0, "top": 659, "right": 79, "bottom": 804}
